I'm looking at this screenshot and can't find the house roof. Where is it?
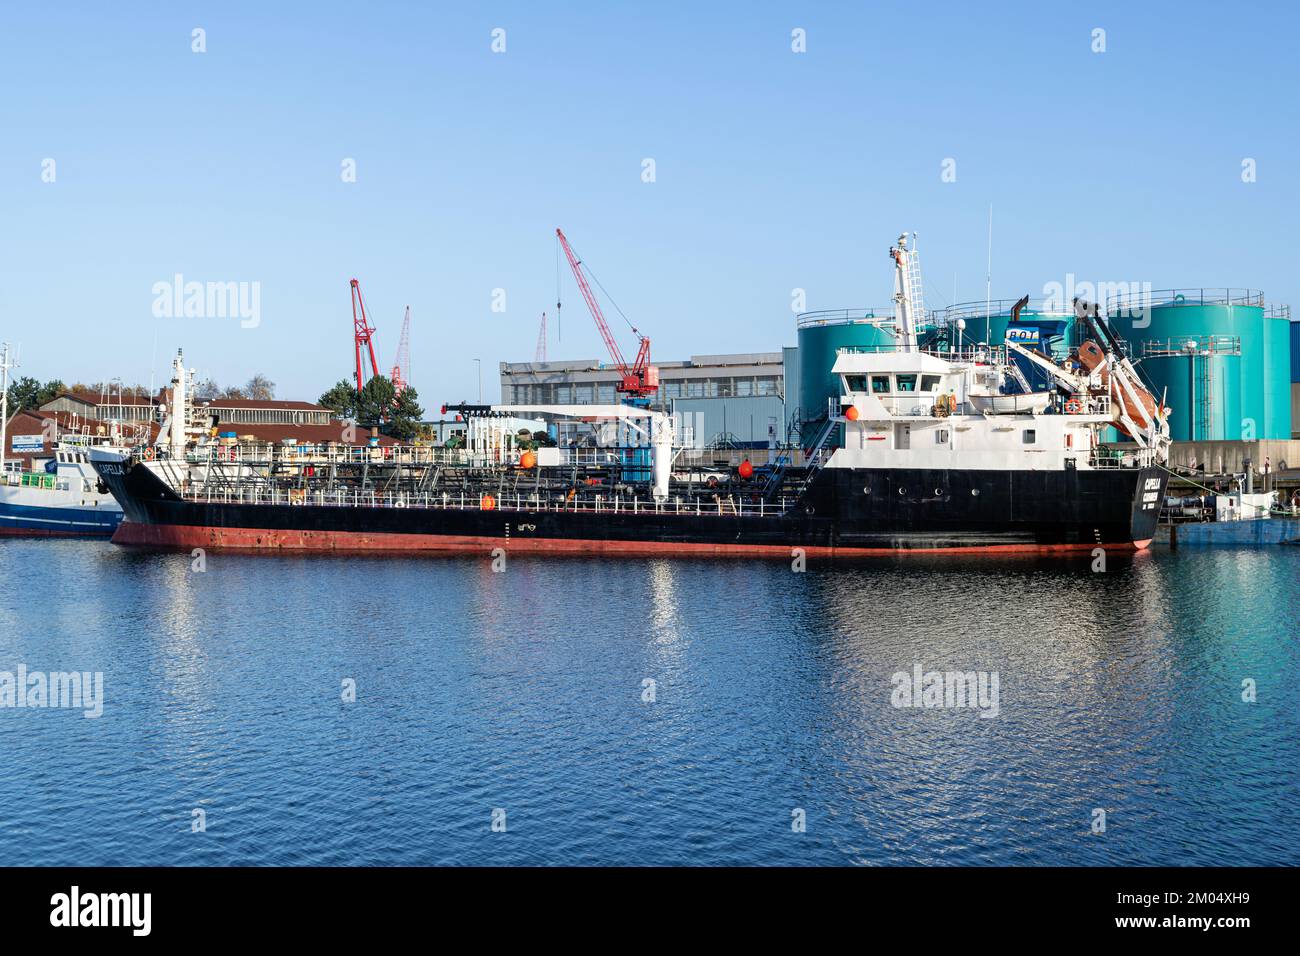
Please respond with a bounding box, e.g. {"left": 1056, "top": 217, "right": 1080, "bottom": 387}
{"left": 46, "top": 390, "right": 155, "bottom": 407}
{"left": 44, "top": 392, "right": 329, "bottom": 413}
{"left": 199, "top": 399, "right": 328, "bottom": 411}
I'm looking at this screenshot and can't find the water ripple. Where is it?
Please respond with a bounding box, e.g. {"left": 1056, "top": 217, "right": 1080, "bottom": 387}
{"left": 0, "top": 540, "right": 1296, "bottom": 865}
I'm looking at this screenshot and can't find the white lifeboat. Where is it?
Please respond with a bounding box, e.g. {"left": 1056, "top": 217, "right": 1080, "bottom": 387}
{"left": 968, "top": 391, "right": 1053, "bottom": 415}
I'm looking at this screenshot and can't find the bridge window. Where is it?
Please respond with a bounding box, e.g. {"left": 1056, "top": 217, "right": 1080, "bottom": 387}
{"left": 895, "top": 374, "right": 917, "bottom": 392}
{"left": 870, "top": 375, "right": 891, "bottom": 394}
{"left": 844, "top": 375, "right": 867, "bottom": 392}
{"left": 1023, "top": 429, "right": 1037, "bottom": 444}
{"left": 920, "top": 374, "right": 941, "bottom": 392}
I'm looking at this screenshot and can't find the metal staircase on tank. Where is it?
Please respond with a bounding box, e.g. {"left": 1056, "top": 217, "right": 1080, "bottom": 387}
{"left": 1197, "top": 353, "right": 1213, "bottom": 440}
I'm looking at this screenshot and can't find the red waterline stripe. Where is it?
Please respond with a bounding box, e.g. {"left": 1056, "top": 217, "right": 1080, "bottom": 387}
{"left": 111, "top": 521, "right": 1151, "bottom": 556}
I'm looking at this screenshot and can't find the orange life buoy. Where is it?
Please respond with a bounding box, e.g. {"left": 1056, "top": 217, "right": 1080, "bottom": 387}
{"left": 1065, "top": 397, "right": 1083, "bottom": 414}
{"left": 143, "top": 446, "right": 155, "bottom": 460}
{"left": 480, "top": 494, "right": 496, "bottom": 511}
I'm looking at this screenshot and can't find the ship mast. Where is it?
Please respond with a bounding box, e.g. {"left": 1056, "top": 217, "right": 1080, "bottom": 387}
{"left": 890, "top": 232, "right": 924, "bottom": 353}
{"left": 0, "top": 343, "right": 15, "bottom": 475}
{"left": 156, "top": 349, "right": 192, "bottom": 458}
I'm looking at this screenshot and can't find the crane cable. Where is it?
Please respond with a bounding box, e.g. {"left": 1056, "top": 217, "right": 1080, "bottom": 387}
{"left": 561, "top": 235, "right": 642, "bottom": 338}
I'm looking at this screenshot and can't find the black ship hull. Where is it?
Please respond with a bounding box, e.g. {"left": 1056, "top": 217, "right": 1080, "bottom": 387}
{"left": 93, "top": 457, "right": 1166, "bottom": 556}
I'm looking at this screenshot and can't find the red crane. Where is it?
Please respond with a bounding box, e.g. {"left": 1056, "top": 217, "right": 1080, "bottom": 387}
{"left": 534, "top": 311, "right": 547, "bottom": 363}
{"left": 391, "top": 306, "right": 412, "bottom": 395}
{"left": 555, "top": 228, "right": 657, "bottom": 398}
{"left": 350, "top": 278, "right": 380, "bottom": 395}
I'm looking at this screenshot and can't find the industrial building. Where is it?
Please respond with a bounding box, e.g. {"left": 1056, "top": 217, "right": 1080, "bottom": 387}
{"left": 499, "top": 352, "right": 789, "bottom": 448}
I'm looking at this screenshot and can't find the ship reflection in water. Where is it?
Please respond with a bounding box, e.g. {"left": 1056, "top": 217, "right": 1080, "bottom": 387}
{"left": 0, "top": 540, "right": 1295, "bottom": 865}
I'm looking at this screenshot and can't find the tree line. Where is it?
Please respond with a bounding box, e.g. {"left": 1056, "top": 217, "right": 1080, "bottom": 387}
{"left": 4, "top": 375, "right": 276, "bottom": 414}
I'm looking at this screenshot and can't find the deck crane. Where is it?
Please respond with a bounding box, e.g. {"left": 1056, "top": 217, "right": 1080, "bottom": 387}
{"left": 555, "top": 228, "right": 658, "bottom": 399}
{"left": 391, "top": 306, "right": 412, "bottom": 395}
{"left": 350, "top": 278, "right": 381, "bottom": 396}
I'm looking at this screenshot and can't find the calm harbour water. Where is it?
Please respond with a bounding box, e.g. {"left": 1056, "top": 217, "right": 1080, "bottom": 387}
{"left": 1, "top": 538, "right": 1296, "bottom": 866}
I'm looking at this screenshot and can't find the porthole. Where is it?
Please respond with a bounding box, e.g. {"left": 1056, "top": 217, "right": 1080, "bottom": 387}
{"left": 971, "top": 489, "right": 980, "bottom": 496}
{"left": 863, "top": 486, "right": 871, "bottom": 495}
{"left": 898, "top": 487, "right": 907, "bottom": 495}
{"left": 934, "top": 488, "right": 943, "bottom": 496}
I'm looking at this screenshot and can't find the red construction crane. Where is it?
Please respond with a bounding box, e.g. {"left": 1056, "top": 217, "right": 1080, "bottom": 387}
{"left": 391, "top": 306, "right": 412, "bottom": 395}
{"left": 534, "top": 312, "right": 547, "bottom": 363}
{"left": 350, "top": 278, "right": 380, "bottom": 395}
{"left": 555, "top": 228, "right": 657, "bottom": 398}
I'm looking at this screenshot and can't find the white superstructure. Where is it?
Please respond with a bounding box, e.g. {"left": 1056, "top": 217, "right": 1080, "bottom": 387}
{"left": 826, "top": 231, "right": 1170, "bottom": 476}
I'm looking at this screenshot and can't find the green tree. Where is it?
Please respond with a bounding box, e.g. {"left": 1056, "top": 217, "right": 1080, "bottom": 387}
{"left": 318, "top": 379, "right": 358, "bottom": 418}
{"left": 387, "top": 383, "right": 425, "bottom": 442}
{"left": 5, "top": 377, "right": 64, "bottom": 412}
{"left": 38, "top": 379, "right": 65, "bottom": 406}
{"left": 319, "top": 375, "right": 423, "bottom": 441}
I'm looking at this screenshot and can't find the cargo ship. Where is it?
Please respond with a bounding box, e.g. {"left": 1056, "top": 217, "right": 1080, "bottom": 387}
{"left": 89, "top": 234, "right": 1172, "bottom": 556}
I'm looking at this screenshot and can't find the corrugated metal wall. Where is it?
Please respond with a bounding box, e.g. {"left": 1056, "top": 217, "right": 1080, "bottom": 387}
{"left": 671, "top": 395, "right": 787, "bottom": 448}
{"left": 1290, "top": 320, "right": 1300, "bottom": 383}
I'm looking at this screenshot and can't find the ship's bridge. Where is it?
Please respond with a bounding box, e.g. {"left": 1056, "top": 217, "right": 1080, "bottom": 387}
{"left": 831, "top": 349, "right": 962, "bottom": 418}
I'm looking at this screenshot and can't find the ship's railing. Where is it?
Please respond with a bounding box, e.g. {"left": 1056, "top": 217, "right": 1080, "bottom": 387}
{"left": 836, "top": 343, "right": 1009, "bottom": 365}
{"left": 180, "top": 484, "right": 795, "bottom": 518}
{"left": 176, "top": 442, "right": 472, "bottom": 467}
{"left": 148, "top": 441, "right": 696, "bottom": 471}
{"left": 1089, "top": 446, "right": 1159, "bottom": 469}
{"left": 558, "top": 447, "right": 644, "bottom": 468}
{"left": 1141, "top": 335, "right": 1241, "bottom": 358}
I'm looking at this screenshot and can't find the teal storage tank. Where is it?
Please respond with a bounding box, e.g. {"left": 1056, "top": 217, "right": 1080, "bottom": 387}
{"left": 941, "top": 299, "right": 1078, "bottom": 358}
{"left": 795, "top": 310, "right": 895, "bottom": 424}
{"left": 1110, "top": 290, "right": 1264, "bottom": 442}
{"left": 1142, "top": 348, "right": 1241, "bottom": 442}
{"left": 1263, "top": 309, "right": 1292, "bottom": 439}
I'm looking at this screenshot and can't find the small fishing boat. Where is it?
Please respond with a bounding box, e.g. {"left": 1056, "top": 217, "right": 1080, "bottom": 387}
{"left": 0, "top": 444, "right": 124, "bottom": 537}
{"left": 0, "top": 343, "right": 125, "bottom": 537}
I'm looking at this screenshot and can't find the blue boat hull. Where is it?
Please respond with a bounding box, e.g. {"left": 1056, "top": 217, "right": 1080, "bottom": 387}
{"left": 0, "top": 501, "right": 123, "bottom": 537}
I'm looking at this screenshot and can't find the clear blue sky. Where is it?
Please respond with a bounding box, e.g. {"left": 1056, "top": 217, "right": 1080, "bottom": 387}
{"left": 2, "top": 1, "right": 1295, "bottom": 405}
